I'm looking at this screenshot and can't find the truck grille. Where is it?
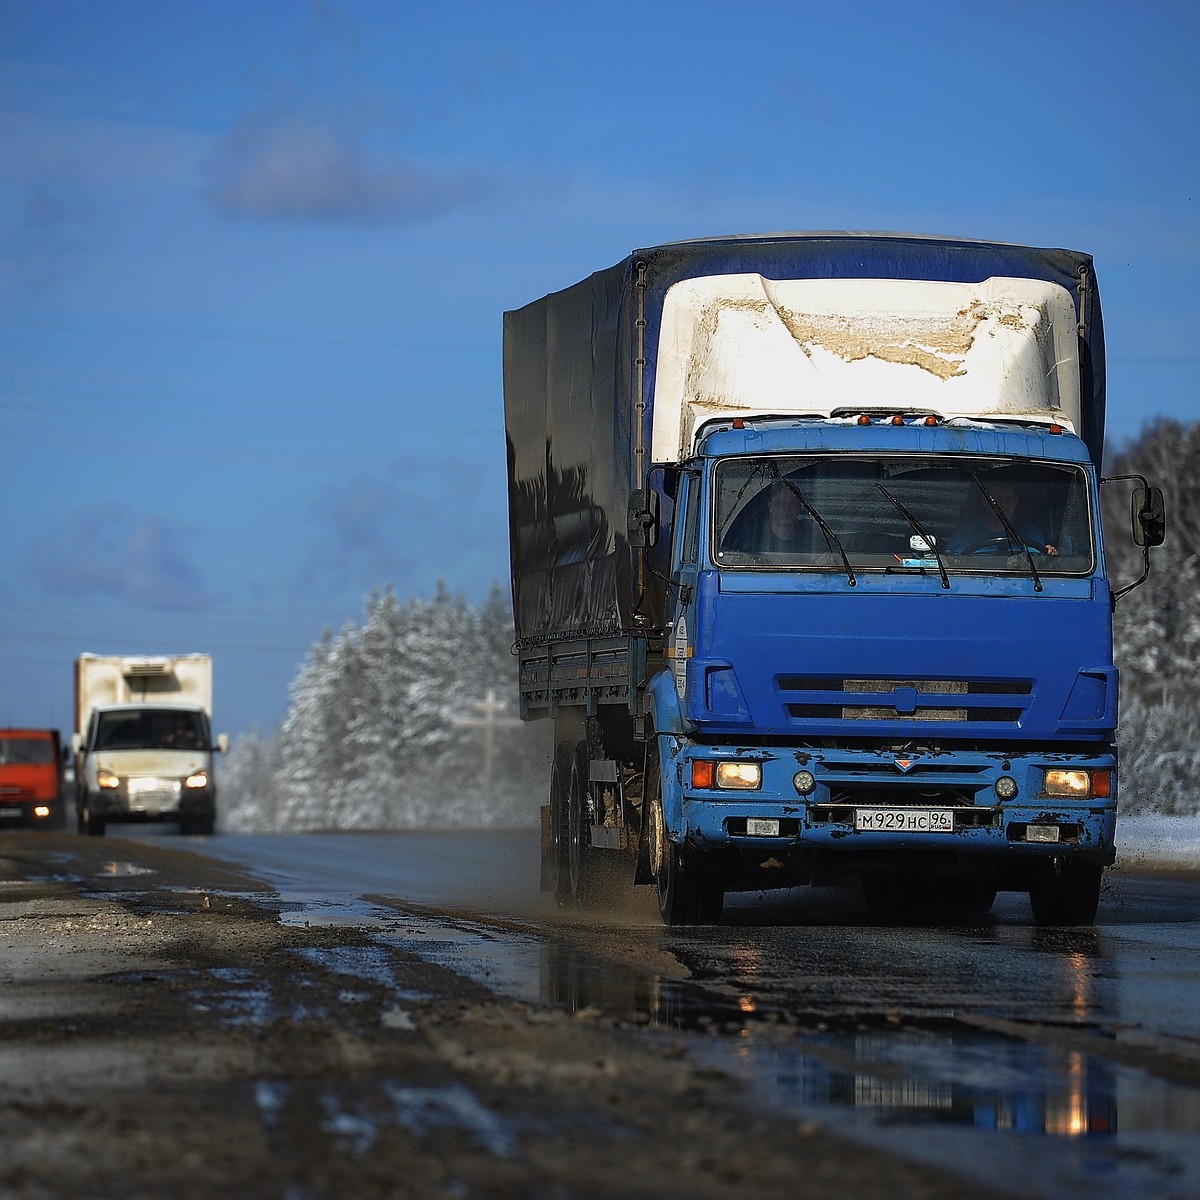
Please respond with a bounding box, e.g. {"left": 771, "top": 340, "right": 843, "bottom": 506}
{"left": 778, "top": 676, "right": 1032, "bottom": 724}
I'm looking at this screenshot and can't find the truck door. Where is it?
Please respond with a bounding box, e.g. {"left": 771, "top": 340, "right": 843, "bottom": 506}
{"left": 667, "top": 470, "right": 702, "bottom": 704}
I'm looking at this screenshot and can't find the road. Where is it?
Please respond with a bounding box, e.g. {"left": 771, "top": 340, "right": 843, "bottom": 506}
{"left": 3, "top": 826, "right": 1200, "bottom": 1199}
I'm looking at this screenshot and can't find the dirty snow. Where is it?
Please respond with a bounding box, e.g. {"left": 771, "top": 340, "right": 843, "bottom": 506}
{"left": 1117, "top": 814, "right": 1200, "bottom": 873}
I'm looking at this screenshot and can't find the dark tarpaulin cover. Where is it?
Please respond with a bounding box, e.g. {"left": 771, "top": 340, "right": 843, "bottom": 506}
{"left": 503, "top": 232, "right": 1105, "bottom": 648}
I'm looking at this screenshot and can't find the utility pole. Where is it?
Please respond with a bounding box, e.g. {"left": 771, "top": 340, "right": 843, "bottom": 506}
{"left": 453, "top": 689, "right": 521, "bottom": 789}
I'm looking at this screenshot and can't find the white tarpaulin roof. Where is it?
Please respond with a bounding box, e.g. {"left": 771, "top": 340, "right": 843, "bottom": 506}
{"left": 651, "top": 274, "right": 1081, "bottom": 463}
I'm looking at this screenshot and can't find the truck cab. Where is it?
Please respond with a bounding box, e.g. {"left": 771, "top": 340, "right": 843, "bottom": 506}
{"left": 649, "top": 415, "right": 1119, "bottom": 922}
{"left": 0, "top": 728, "right": 65, "bottom": 830}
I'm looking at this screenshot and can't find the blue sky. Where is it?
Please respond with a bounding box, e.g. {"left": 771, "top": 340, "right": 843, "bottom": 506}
{"left": 1, "top": 0, "right": 1197, "bottom": 740}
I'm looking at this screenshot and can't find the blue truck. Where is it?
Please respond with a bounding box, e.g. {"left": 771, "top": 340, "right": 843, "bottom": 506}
{"left": 503, "top": 233, "right": 1164, "bottom": 926}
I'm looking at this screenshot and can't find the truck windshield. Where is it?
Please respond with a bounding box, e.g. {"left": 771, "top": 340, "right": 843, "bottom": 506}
{"left": 0, "top": 736, "right": 53, "bottom": 765}
{"left": 712, "top": 455, "right": 1094, "bottom": 576}
{"left": 95, "top": 710, "right": 207, "bottom": 751}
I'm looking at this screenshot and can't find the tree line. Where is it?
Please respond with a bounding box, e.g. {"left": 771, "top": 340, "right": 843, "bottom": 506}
{"left": 219, "top": 583, "right": 548, "bottom": 832}
{"left": 221, "top": 419, "right": 1198, "bottom": 831}
{"left": 1104, "top": 419, "right": 1200, "bottom": 814}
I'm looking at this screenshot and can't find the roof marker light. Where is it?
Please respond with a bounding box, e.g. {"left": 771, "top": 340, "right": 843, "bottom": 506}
{"left": 924, "top": 415, "right": 939, "bottom": 426}
{"left": 732, "top": 418, "right": 745, "bottom": 429}
{"left": 1049, "top": 423, "right": 1063, "bottom": 434}
{"left": 857, "top": 414, "right": 871, "bottom": 426}
{"left": 890, "top": 414, "right": 905, "bottom": 426}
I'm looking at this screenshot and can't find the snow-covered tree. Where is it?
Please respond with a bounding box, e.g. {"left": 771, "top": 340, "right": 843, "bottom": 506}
{"left": 1104, "top": 420, "right": 1200, "bottom": 814}
{"left": 221, "top": 584, "right": 547, "bottom": 831}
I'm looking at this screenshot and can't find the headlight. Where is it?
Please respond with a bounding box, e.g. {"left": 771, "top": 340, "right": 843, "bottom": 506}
{"left": 184, "top": 770, "right": 209, "bottom": 789}
{"left": 97, "top": 769, "right": 120, "bottom": 789}
{"left": 691, "top": 760, "right": 762, "bottom": 790}
{"left": 716, "top": 761, "right": 762, "bottom": 790}
{"left": 1042, "top": 768, "right": 1112, "bottom": 799}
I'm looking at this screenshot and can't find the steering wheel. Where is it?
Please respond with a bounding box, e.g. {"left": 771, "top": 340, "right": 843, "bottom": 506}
{"left": 958, "top": 535, "right": 1047, "bottom": 555}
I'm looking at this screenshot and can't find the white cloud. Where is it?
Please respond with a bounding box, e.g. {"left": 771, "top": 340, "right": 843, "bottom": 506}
{"left": 203, "top": 106, "right": 494, "bottom": 225}
{"left": 31, "top": 505, "right": 219, "bottom": 613}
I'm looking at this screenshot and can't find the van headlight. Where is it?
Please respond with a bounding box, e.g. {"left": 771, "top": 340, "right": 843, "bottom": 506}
{"left": 97, "top": 769, "right": 120, "bottom": 789}
{"left": 184, "top": 770, "right": 209, "bottom": 789}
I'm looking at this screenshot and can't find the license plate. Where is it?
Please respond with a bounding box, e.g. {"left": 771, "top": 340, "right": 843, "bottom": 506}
{"left": 129, "top": 777, "right": 164, "bottom": 794}
{"left": 855, "top": 808, "right": 954, "bottom": 833}
{"left": 745, "top": 817, "right": 781, "bottom": 837}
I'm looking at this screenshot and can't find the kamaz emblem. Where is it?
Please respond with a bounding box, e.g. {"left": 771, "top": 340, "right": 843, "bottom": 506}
{"left": 894, "top": 758, "right": 915, "bottom": 773}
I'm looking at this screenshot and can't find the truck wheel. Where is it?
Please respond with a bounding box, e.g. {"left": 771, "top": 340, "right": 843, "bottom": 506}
{"left": 656, "top": 842, "right": 724, "bottom": 925}
{"left": 543, "top": 744, "right": 569, "bottom": 905}
{"left": 564, "top": 751, "right": 600, "bottom": 906}
{"left": 646, "top": 758, "right": 723, "bottom": 925}
{"left": 1029, "top": 858, "right": 1102, "bottom": 926}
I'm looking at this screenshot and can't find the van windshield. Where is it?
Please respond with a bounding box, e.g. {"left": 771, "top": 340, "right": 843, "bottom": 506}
{"left": 95, "top": 710, "right": 207, "bottom": 751}
{"left": 712, "top": 455, "right": 1094, "bottom": 576}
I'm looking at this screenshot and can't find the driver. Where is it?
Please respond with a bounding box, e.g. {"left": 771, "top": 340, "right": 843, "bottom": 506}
{"left": 948, "top": 479, "right": 1058, "bottom": 555}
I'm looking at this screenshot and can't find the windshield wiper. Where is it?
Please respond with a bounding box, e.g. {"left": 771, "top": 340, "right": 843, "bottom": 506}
{"left": 876, "top": 483, "right": 950, "bottom": 589}
{"left": 781, "top": 479, "right": 856, "bottom": 587}
{"left": 973, "top": 476, "right": 1043, "bottom": 593}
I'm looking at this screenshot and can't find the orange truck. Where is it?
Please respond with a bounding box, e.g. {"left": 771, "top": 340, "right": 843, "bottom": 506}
{"left": 0, "top": 728, "right": 65, "bottom": 830}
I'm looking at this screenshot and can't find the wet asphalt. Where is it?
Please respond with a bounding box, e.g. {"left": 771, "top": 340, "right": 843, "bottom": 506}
{"left": 53, "top": 826, "right": 1200, "bottom": 1198}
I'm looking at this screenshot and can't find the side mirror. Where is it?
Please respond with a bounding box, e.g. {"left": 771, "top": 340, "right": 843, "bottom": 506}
{"left": 216, "top": 733, "right": 230, "bottom": 754}
{"left": 627, "top": 488, "right": 660, "bottom": 548}
{"left": 1132, "top": 485, "right": 1166, "bottom": 548}
{"left": 71, "top": 733, "right": 83, "bottom": 755}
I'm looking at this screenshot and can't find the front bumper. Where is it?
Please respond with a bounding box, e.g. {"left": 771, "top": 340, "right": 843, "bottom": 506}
{"left": 665, "top": 741, "right": 1117, "bottom": 865}
{"left": 88, "top": 781, "right": 215, "bottom": 822}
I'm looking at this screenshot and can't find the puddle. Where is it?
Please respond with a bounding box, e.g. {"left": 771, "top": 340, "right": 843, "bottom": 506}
{"left": 378, "top": 914, "right": 1200, "bottom": 1199}
{"left": 98, "top": 861, "right": 156, "bottom": 878}
{"left": 690, "top": 1023, "right": 1200, "bottom": 1199}
{"left": 252, "top": 1079, "right": 519, "bottom": 1159}
{"left": 291, "top": 943, "right": 427, "bottom": 1001}
{"left": 376, "top": 918, "right": 548, "bottom": 1006}
{"left": 180, "top": 966, "right": 328, "bottom": 1027}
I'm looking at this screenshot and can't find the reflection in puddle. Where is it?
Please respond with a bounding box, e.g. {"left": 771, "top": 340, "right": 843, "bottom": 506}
{"left": 693, "top": 1026, "right": 1200, "bottom": 1198}
{"left": 724, "top": 1026, "right": 1122, "bottom": 1136}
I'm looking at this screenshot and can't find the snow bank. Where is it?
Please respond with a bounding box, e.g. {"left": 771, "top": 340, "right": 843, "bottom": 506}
{"left": 1115, "top": 814, "right": 1200, "bottom": 873}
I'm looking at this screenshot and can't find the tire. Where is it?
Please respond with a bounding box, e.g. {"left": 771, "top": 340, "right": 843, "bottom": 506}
{"left": 1029, "top": 858, "right": 1102, "bottom": 926}
{"left": 79, "top": 796, "right": 105, "bottom": 837}
{"left": 564, "top": 751, "right": 600, "bottom": 907}
{"left": 656, "top": 841, "right": 724, "bottom": 925}
{"left": 546, "top": 744, "right": 572, "bottom": 903}
{"left": 181, "top": 814, "right": 215, "bottom": 836}
{"left": 646, "top": 747, "right": 723, "bottom": 925}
